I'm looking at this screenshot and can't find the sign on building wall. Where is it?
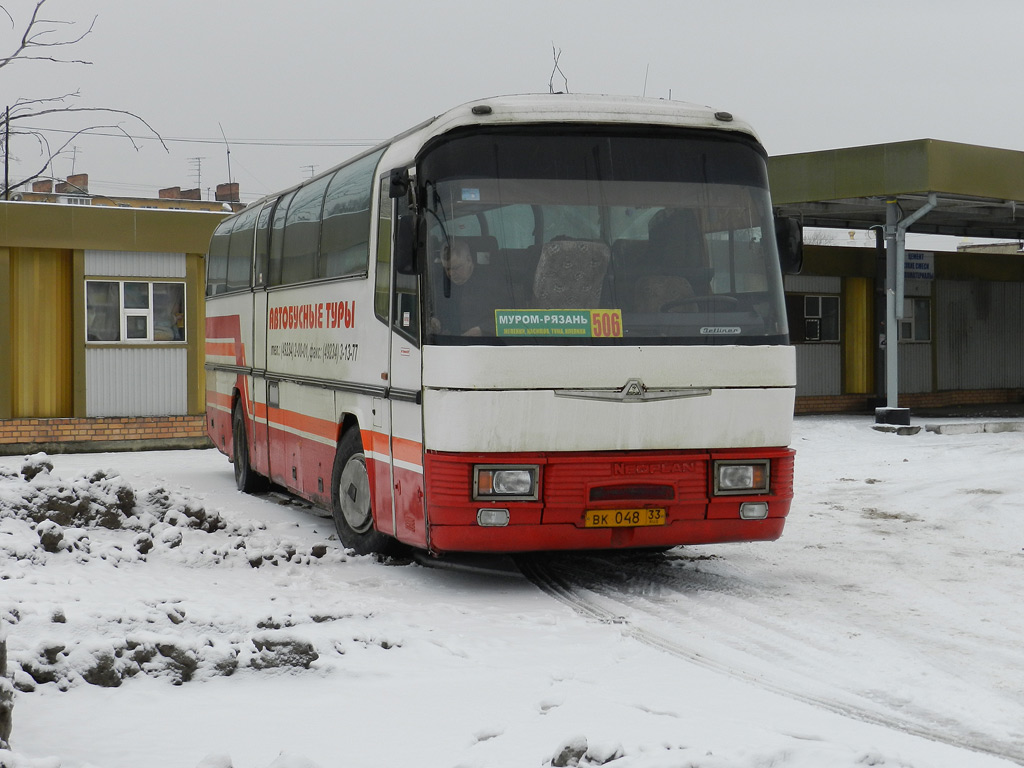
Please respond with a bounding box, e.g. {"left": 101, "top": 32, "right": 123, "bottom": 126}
{"left": 905, "top": 251, "right": 935, "bottom": 280}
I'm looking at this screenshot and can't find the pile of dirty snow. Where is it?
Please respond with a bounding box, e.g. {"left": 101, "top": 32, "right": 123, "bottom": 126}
{"left": 0, "top": 453, "right": 340, "bottom": 699}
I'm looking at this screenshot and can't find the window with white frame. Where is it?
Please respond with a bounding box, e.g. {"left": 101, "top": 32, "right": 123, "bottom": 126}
{"left": 899, "top": 297, "right": 931, "bottom": 342}
{"left": 86, "top": 281, "right": 186, "bottom": 342}
{"left": 785, "top": 293, "right": 840, "bottom": 343}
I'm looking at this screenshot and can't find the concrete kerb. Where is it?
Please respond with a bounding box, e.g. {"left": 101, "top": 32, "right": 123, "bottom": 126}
{"left": 872, "top": 420, "right": 1024, "bottom": 436}
{"left": 923, "top": 421, "right": 1024, "bottom": 435}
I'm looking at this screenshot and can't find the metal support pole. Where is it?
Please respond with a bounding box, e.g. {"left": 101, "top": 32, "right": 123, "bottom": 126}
{"left": 880, "top": 194, "right": 938, "bottom": 421}
{"left": 884, "top": 201, "right": 899, "bottom": 409}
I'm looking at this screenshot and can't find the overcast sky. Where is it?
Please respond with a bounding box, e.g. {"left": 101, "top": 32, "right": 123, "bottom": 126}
{"left": 6, "top": 0, "right": 1024, "bottom": 204}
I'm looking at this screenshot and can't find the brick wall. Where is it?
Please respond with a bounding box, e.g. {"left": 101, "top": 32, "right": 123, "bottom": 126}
{"left": 0, "top": 416, "right": 212, "bottom": 455}
{"left": 795, "top": 388, "right": 1024, "bottom": 415}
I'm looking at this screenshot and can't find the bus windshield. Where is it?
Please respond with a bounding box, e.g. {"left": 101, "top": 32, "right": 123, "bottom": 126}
{"left": 419, "top": 128, "right": 789, "bottom": 346}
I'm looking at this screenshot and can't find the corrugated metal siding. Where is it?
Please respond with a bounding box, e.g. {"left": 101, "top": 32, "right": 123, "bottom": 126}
{"left": 936, "top": 280, "right": 1024, "bottom": 389}
{"left": 897, "top": 343, "right": 932, "bottom": 393}
{"left": 85, "top": 347, "right": 187, "bottom": 417}
{"left": 11, "top": 248, "right": 73, "bottom": 416}
{"left": 795, "top": 344, "right": 842, "bottom": 396}
{"left": 785, "top": 275, "right": 842, "bottom": 294}
{"left": 85, "top": 251, "right": 185, "bottom": 278}
{"left": 789, "top": 276, "right": 845, "bottom": 396}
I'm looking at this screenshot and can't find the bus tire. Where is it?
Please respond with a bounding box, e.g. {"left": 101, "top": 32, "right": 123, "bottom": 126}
{"left": 232, "top": 404, "right": 267, "bottom": 494}
{"left": 331, "top": 428, "right": 396, "bottom": 556}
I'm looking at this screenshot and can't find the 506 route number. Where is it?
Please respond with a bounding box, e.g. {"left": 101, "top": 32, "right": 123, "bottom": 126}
{"left": 584, "top": 508, "right": 666, "bottom": 528}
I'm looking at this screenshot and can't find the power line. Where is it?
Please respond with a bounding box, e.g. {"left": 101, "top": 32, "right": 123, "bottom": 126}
{"left": 16, "top": 124, "right": 379, "bottom": 148}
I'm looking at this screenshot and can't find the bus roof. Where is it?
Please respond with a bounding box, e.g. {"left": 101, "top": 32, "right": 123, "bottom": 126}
{"left": 240, "top": 94, "right": 761, "bottom": 211}
{"left": 421, "top": 93, "right": 760, "bottom": 144}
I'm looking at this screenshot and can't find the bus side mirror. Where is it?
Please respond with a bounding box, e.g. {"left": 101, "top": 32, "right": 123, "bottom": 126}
{"left": 394, "top": 214, "right": 419, "bottom": 275}
{"left": 389, "top": 168, "right": 410, "bottom": 199}
{"left": 774, "top": 216, "right": 803, "bottom": 275}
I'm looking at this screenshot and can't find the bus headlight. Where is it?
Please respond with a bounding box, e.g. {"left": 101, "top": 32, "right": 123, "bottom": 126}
{"left": 474, "top": 465, "right": 539, "bottom": 501}
{"left": 713, "top": 460, "right": 770, "bottom": 495}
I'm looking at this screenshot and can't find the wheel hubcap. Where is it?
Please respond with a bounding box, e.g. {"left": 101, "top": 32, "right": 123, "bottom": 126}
{"left": 338, "top": 453, "right": 372, "bottom": 534}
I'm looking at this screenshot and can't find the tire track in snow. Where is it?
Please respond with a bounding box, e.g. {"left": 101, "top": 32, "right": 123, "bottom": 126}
{"left": 517, "top": 552, "right": 1024, "bottom": 766}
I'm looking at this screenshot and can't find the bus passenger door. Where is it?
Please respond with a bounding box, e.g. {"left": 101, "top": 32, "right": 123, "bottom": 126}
{"left": 250, "top": 203, "right": 273, "bottom": 478}
{"left": 250, "top": 284, "right": 269, "bottom": 476}
{"left": 381, "top": 174, "right": 428, "bottom": 548}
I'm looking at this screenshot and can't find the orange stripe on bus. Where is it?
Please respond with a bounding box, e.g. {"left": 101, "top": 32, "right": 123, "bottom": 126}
{"left": 252, "top": 401, "right": 269, "bottom": 421}
{"left": 207, "top": 342, "right": 238, "bottom": 357}
{"left": 268, "top": 408, "right": 338, "bottom": 442}
{"left": 208, "top": 391, "right": 233, "bottom": 409}
{"left": 362, "top": 429, "right": 391, "bottom": 456}
{"left": 393, "top": 436, "right": 423, "bottom": 467}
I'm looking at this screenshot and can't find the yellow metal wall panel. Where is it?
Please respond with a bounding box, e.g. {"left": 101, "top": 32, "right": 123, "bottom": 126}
{"left": 843, "top": 277, "right": 873, "bottom": 394}
{"left": 186, "top": 252, "right": 204, "bottom": 415}
{"left": 72, "top": 250, "right": 87, "bottom": 417}
{"left": 0, "top": 247, "right": 11, "bottom": 419}
{"left": 11, "top": 248, "right": 74, "bottom": 416}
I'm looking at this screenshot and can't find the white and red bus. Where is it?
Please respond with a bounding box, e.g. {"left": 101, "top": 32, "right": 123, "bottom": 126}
{"left": 205, "top": 94, "right": 801, "bottom": 556}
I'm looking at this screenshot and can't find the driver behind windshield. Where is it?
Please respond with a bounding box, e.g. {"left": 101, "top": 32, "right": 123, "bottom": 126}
{"left": 428, "top": 238, "right": 505, "bottom": 337}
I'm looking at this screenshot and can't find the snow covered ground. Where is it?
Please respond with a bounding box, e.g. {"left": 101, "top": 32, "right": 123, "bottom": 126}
{"left": 1, "top": 414, "right": 1022, "bottom": 768}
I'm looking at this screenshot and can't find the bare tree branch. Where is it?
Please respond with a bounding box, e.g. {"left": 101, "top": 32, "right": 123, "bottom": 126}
{"left": 0, "top": 0, "right": 95, "bottom": 69}
{"left": 1, "top": 1, "right": 167, "bottom": 198}
{"left": 8, "top": 104, "right": 169, "bottom": 152}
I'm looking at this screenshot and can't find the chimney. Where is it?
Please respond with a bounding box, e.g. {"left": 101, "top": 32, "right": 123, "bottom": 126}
{"left": 160, "top": 186, "right": 201, "bottom": 201}
{"left": 55, "top": 173, "right": 89, "bottom": 194}
{"left": 215, "top": 182, "right": 239, "bottom": 203}
{"left": 32, "top": 180, "right": 53, "bottom": 193}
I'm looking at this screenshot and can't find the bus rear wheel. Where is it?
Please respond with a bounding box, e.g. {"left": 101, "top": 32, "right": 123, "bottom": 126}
{"left": 331, "top": 429, "right": 397, "bottom": 556}
{"left": 232, "top": 404, "right": 267, "bottom": 493}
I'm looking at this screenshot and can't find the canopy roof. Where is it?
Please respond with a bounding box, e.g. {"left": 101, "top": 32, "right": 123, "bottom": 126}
{"left": 768, "top": 139, "right": 1024, "bottom": 240}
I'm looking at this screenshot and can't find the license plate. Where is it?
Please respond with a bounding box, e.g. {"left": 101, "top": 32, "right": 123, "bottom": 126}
{"left": 584, "top": 508, "right": 667, "bottom": 528}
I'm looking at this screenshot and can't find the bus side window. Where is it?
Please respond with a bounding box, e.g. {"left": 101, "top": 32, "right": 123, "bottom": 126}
{"left": 227, "top": 204, "right": 261, "bottom": 292}
{"left": 282, "top": 175, "right": 330, "bottom": 285}
{"left": 320, "top": 149, "right": 383, "bottom": 279}
{"left": 374, "top": 175, "right": 392, "bottom": 323}
{"left": 207, "top": 217, "right": 235, "bottom": 296}
{"left": 376, "top": 173, "right": 419, "bottom": 342}
{"left": 394, "top": 274, "right": 419, "bottom": 341}
{"left": 268, "top": 190, "right": 295, "bottom": 287}
{"left": 254, "top": 202, "right": 274, "bottom": 287}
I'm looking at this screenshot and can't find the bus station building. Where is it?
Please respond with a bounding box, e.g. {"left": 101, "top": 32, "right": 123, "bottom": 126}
{"left": 769, "top": 139, "right": 1024, "bottom": 416}
{"left": 2, "top": 139, "right": 1024, "bottom": 453}
{"left": 0, "top": 188, "right": 231, "bottom": 455}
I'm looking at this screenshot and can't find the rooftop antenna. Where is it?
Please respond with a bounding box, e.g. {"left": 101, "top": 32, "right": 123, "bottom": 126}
{"left": 643, "top": 64, "right": 649, "bottom": 97}
{"left": 189, "top": 157, "right": 205, "bottom": 195}
{"left": 549, "top": 44, "right": 568, "bottom": 94}
{"left": 218, "top": 123, "right": 233, "bottom": 191}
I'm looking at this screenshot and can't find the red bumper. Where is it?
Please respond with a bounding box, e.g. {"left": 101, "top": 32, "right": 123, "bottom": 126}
{"left": 423, "top": 447, "right": 794, "bottom": 554}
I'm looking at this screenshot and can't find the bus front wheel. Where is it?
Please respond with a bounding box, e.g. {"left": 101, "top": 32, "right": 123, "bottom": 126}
{"left": 331, "top": 429, "right": 395, "bottom": 556}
